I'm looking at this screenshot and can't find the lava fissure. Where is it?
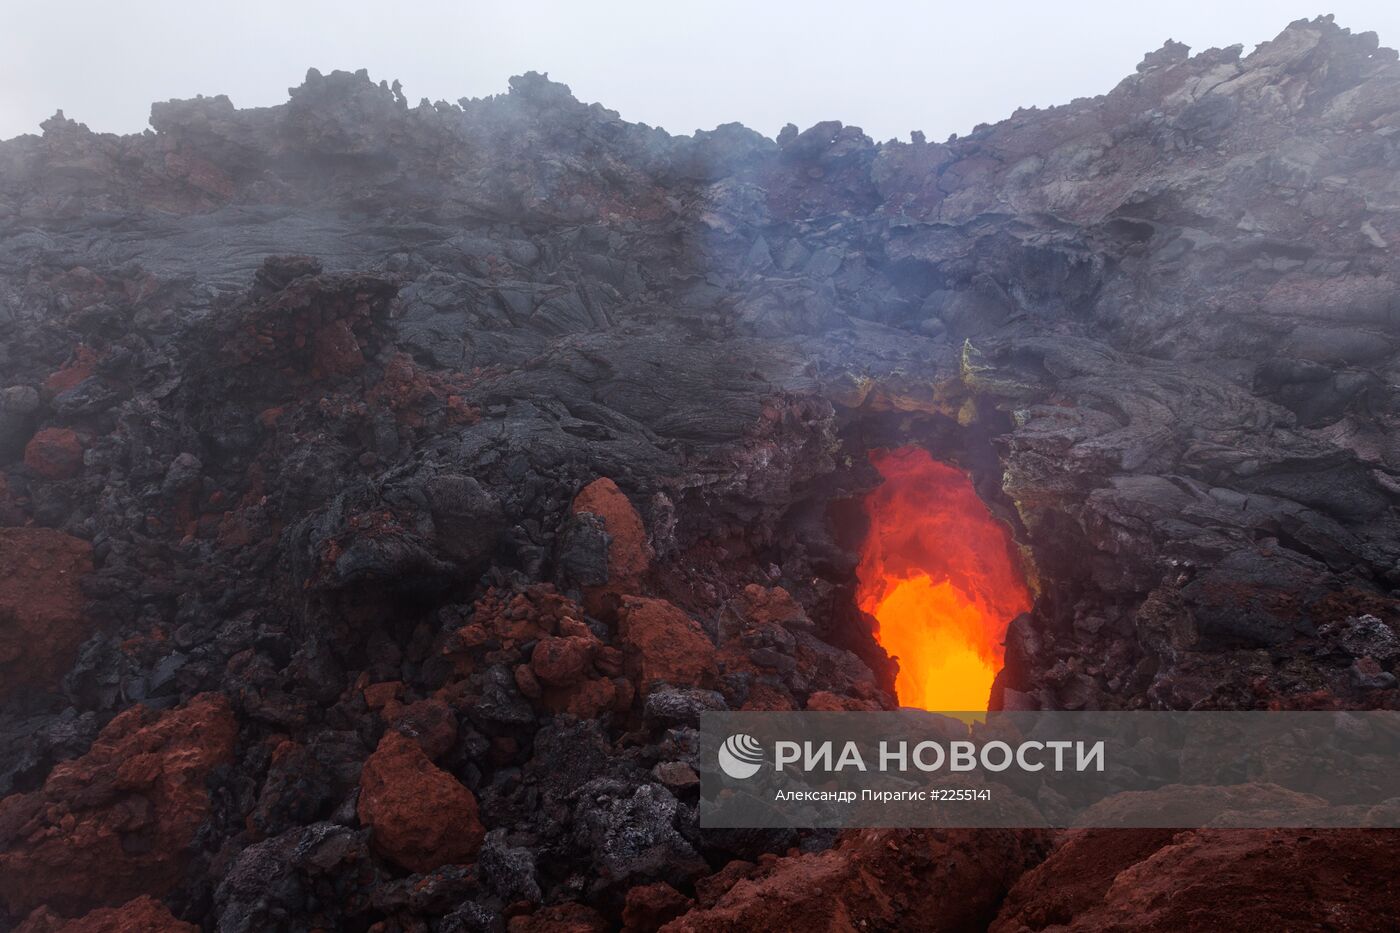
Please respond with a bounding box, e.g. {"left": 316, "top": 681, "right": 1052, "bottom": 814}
{"left": 856, "top": 447, "right": 1032, "bottom": 711}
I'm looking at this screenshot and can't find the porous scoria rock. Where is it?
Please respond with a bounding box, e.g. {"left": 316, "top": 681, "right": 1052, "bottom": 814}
{"left": 357, "top": 730, "right": 485, "bottom": 873}
{"left": 571, "top": 477, "right": 654, "bottom": 609}
{"left": 622, "top": 881, "right": 693, "bottom": 932}
{"left": 616, "top": 596, "right": 718, "bottom": 694}
{"left": 508, "top": 902, "right": 609, "bottom": 933}
{"left": 15, "top": 896, "right": 196, "bottom": 933}
{"left": 22, "top": 427, "right": 84, "bottom": 480}
{"left": 991, "top": 828, "right": 1400, "bottom": 931}
{"left": 531, "top": 633, "right": 598, "bottom": 687}
{"left": 729, "top": 584, "right": 812, "bottom": 629}
{"left": 0, "top": 694, "right": 236, "bottom": 916}
{"left": 0, "top": 527, "right": 92, "bottom": 697}
{"left": 528, "top": 626, "right": 630, "bottom": 717}
{"left": 662, "top": 828, "right": 1047, "bottom": 932}
{"left": 42, "top": 347, "right": 98, "bottom": 397}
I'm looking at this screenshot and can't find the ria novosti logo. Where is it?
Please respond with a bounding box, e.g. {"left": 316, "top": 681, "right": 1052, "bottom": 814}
{"left": 718, "top": 733, "right": 764, "bottom": 779}
{"left": 716, "top": 731, "right": 1108, "bottom": 781}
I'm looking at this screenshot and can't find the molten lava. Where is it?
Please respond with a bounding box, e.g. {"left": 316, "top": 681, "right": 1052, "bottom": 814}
{"left": 856, "top": 447, "right": 1032, "bottom": 711}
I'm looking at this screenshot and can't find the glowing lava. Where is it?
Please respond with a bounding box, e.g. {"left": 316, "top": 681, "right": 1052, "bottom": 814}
{"left": 856, "top": 447, "right": 1032, "bottom": 711}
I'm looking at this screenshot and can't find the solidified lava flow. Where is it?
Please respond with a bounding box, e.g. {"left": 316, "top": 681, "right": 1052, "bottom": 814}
{"left": 856, "top": 448, "right": 1032, "bottom": 710}
{"left": 6, "top": 14, "right": 1400, "bottom": 929}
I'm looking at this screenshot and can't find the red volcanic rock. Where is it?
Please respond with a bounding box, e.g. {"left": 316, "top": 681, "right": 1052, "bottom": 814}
{"left": 531, "top": 634, "right": 596, "bottom": 687}
{"left": 447, "top": 585, "right": 581, "bottom": 653}
{"left": 804, "top": 690, "right": 881, "bottom": 712}
{"left": 739, "top": 684, "right": 797, "bottom": 711}
{"left": 366, "top": 352, "right": 481, "bottom": 429}
{"left": 310, "top": 316, "right": 365, "bottom": 378}
{"left": 989, "top": 828, "right": 1177, "bottom": 932}
{"left": 0, "top": 527, "right": 93, "bottom": 698}
{"left": 440, "top": 585, "right": 626, "bottom": 718}
{"left": 991, "top": 828, "right": 1400, "bottom": 932}
{"left": 731, "top": 584, "right": 811, "bottom": 629}
{"left": 572, "top": 478, "right": 652, "bottom": 589}
{"left": 42, "top": 347, "right": 98, "bottom": 397}
{"left": 507, "top": 903, "right": 609, "bottom": 933}
{"left": 23, "top": 428, "right": 84, "bottom": 479}
{"left": 15, "top": 896, "right": 197, "bottom": 933}
{"left": 0, "top": 693, "right": 237, "bottom": 916}
{"left": 543, "top": 676, "right": 626, "bottom": 719}
{"left": 616, "top": 597, "right": 717, "bottom": 694}
{"left": 692, "top": 859, "right": 756, "bottom": 908}
{"left": 357, "top": 731, "right": 484, "bottom": 873}
{"left": 623, "top": 881, "right": 693, "bottom": 932}
{"left": 442, "top": 586, "right": 626, "bottom": 718}
{"left": 662, "top": 829, "right": 1045, "bottom": 932}
{"left": 362, "top": 680, "right": 403, "bottom": 710}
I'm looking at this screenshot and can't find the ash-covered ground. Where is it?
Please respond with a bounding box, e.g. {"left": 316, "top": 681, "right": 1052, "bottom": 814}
{"left": 2, "top": 14, "right": 1400, "bottom": 932}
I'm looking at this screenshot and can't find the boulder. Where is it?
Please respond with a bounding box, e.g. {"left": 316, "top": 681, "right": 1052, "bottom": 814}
{"left": 531, "top": 634, "right": 596, "bottom": 687}
{"left": 0, "top": 694, "right": 237, "bottom": 915}
{"left": 23, "top": 428, "right": 84, "bottom": 480}
{"left": 992, "top": 828, "right": 1400, "bottom": 931}
{"left": 0, "top": 527, "right": 92, "bottom": 698}
{"left": 623, "top": 882, "right": 693, "bottom": 932}
{"left": 357, "top": 731, "right": 484, "bottom": 873}
{"left": 617, "top": 597, "right": 717, "bottom": 694}
{"left": 663, "top": 829, "right": 1046, "bottom": 932}
{"left": 15, "top": 896, "right": 196, "bottom": 933}
{"left": 571, "top": 478, "right": 652, "bottom": 593}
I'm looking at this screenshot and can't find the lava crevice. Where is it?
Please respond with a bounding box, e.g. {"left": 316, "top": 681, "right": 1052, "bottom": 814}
{"left": 855, "top": 446, "right": 1033, "bottom": 712}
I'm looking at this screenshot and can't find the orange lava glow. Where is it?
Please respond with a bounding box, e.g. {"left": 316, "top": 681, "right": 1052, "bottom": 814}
{"left": 856, "top": 447, "right": 1032, "bottom": 711}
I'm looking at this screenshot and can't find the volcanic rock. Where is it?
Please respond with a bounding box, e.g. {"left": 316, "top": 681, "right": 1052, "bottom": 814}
{"left": 0, "top": 11, "right": 1399, "bottom": 929}
{"left": 357, "top": 730, "right": 485, "bottom": 873}
{"left": 385, "top": 696, "right": 459, "bottom": 761}
{"left": 0, "top": 694, "right": 236, "bottom": 916}
{"left": 245, "top": 739, "right": 334, "bottom": 839}
{"left": 572, "top": 783, "right": 708, "bottom": 897}
{"left": 729, "top": 584, "right": 812, "bottom": 630}
{"left": 663, "top": 829, "right": 1047, "bottom": 932}
{"left": 0, "top": 527, "right": 92, "bottom": 699}
{"left": 478, "top": 828, "right": 542, "bottom": 904}
{"left": 14, "top": 896, "right": 196, "bottom": 933}
{"left": 991, "top": 828, "right": 1400, "bottom": 931}
{"left": 650, "top": 761, "right": 700, "bottom": 792}
{"left": 508, "top": 903, "right": 609, "bottom": 933}
{"left": 214, "top": 822, "right": 377, "bottom": 932}
{"left": 642, "top": 686, "right": 727, "bottom": 728}
{"left": 531, "top": 634, "right": 597, "bottom": 687}
{"left": 569, "top": 477, "right": 654, "bottom": 613}
{"left": 623, "top": 881, "right": 693, "bottom": 932}
{"left": 617, "top": 597, "right": 718, "bottom": 694}
{"left": 22, "top": 428, "right": 83, "bottom": 480}
{"left": 573, "top": 479, "right": 652, "bottom": 583}
{"left": 0, "top": 387, "right": 40, "bottom": 461}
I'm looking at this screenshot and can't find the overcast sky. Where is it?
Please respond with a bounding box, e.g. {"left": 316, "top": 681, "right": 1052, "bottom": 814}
{"left": 3, "top": 1, "right": 1399, "bottom": 143}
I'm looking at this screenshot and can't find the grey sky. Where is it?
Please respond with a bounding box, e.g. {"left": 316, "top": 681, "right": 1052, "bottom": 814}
{"left": 3, "top": 1, "right": 1399, "bottom": 144}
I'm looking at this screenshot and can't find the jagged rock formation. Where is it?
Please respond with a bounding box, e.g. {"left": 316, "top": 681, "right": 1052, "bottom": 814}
{"left": 1, "top": 13, "right": 1399, "bottom": 931}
